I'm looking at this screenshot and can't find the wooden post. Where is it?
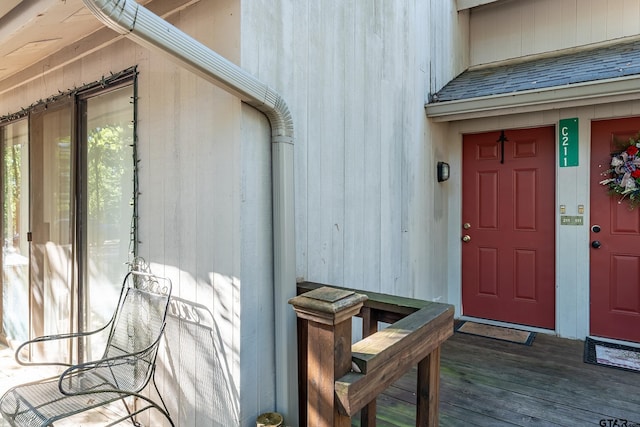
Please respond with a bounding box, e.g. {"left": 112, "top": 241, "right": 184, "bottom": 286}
{"left": 296, "top": 316, "right": 308, "bottom": 426}
{"left": 360, "top": 307, "right": 378, "bottom": 427}
{"left": 289, "top": 287, "right": 367, "bottom": 427}
{"left": 416, "top": 347, "right": 441, "bottom": 427}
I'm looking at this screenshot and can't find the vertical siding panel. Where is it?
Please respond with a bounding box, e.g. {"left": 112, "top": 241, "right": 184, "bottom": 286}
{"left": 560, "top": 0, "right": 578, "bottom": 49}
{"left": 292, "top": 1, "right": 310, "bottom": 280}
{"left": 179, "top": 65, "right": 198, "bottom": 422}
{"left": 328, "top": 0, "right": 346, "bottom": 285}
{"left": 177, "top": 73, "right": 197, "bottom": 300}
{"left": 399, "top": 0, "right": 416, "bottom": 299}
{"left": 520, "top": 1, "right": 537, "bottom": 57}
{"left": 575, "top": 0, "right": 593, "bottom": 46}
{"left": 301, "top": 0, "right": 347, "bottom": 285}
{"left": 590, "top": 0, "right": 610, "bottom": 43}
{"left": 471, "top": 1, "right": 524, "bottom": 64}
{"left": 591, "top": 0, "right": 608, "bottom": 40}
{"left": 214, "top": 2, "right": 244, "bottom": 423}
{"left": 140, "top": 49, "right": 175, "bottom": 427}
{"left": 238, "top": 1, "right": 280, "bottom": 423}
{"left": 185, "top": 4, "right": 235, "bottom": 426}
{"left": 172, "top": 66, "right": 193, "bottom": 426}
{"left": 343, "top": 1, "right": 366, "bottom": 289}
{"left": 470, "top": 0, "right": 640, "bottom": 66}
{"left": 380, "top": 3, "right": 402, "bottom": 295}
{"left": 240, "top": 105, "right": 273, "bottom": 422}
{"left": 534, "top": 0, "right": 562, "bottom": 53}
{"left": 132, "top": 46, "right": 169, "bottom": 427}
{"left": 193, "top": 71, "right": 219, "bottom": 427}
{"left": 429, "top": 0, "right": 441, "bottom": 91}
{"left": 421, "top": 0, "right": 437, "bottom": 302}
{"left": 145, "top": 55, "right": 175, "bottom": 275}
{"left": 305, "top": 1, "right": 328, "bottom": 282}
{"left": 622, "top": 0, "right": 640, "bottom": 36}
{"left": 607, "top": 0, "right": 625, "bottom": 40}
{"left": 469, "top": 5, "right": 495, "bottom": 64}
{"left": 362, "top": 0, "right": 383, "bottom": 292}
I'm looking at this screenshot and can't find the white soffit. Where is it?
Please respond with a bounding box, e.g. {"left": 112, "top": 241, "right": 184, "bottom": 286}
{"left": 0, "top": 1, "right": 22, "bottom": 20}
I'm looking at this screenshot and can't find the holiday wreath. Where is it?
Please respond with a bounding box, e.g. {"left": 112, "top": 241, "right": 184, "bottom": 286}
{"left": 599, "top": 136, "right": 640, "bottom": 208}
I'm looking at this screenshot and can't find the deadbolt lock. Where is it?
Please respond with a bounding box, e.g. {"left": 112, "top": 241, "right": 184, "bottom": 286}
{"left": 463, "top": 223, "right": 471, "bottom": 229}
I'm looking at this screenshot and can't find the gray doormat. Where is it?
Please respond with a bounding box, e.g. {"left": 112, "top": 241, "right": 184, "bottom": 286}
{"left": 454, "top": 321, "right": 536, "bottom": 346}
{"left": 584, "top": 337, "right": 640, "bottom": 373}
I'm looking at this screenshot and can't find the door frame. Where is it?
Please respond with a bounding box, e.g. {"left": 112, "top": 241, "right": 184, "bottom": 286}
{"left": 0, "top": 70, "right": 138, "bottom": 354}
{"left": 448, "top": 113, "right": 593, "bottom": 340}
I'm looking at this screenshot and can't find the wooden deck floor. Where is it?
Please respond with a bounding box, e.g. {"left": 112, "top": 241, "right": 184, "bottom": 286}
{"left": 3, "top": 330, "right": 639, "bottom": 426}
{"left": 361, "top": 329, "right": 640, "bottom": 427}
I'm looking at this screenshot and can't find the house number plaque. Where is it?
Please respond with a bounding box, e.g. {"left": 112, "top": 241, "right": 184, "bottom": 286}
{"left": 559, "top": 118, "right": 579, "bottom": 167}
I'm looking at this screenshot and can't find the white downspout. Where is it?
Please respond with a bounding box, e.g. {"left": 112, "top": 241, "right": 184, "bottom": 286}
{"left": 81, "top": 0, "right": 297, "bottom": 424}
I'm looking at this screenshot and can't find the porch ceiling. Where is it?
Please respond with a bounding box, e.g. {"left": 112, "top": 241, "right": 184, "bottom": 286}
{"left": 0, "top": 0, "right": 103, "bottom": 82}
{"left": 0, "top": 0, "right": 197, "bottom": 88}
{"left": 0, "top": 1, "right": 22, "bottom": 20}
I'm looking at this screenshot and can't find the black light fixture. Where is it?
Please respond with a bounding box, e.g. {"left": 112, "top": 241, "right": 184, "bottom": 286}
{"left": 437, "top": 161, "right": 450, "bottom": 182}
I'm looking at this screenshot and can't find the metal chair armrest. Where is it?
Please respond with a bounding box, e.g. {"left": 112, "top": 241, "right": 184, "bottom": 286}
{"left": 15, "top": 320, "right": 113, "bottom": 367}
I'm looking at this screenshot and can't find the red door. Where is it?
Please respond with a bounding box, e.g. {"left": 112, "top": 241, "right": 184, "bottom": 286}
{"left": 590, "top": 118, "right": 640, "bottom": 343}
{"left": 462, "top": 127, "right": 556, "bottom": 329}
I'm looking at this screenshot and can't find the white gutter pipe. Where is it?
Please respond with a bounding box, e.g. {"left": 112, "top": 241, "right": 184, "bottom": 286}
{"left": 82, "top": 0, "right": 297, "bottom": 424}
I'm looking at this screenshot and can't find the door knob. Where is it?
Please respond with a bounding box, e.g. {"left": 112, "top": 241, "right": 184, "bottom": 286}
{"left": 462, "top": 235, "right": 471, "bottom": 243}
{"left": 591, "top": 240, "right": 601, "bottom": 249}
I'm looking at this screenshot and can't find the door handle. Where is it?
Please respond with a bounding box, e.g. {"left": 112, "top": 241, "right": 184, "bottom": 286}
{"left": 462, "top": 235, "right": 471, "bottom": 243}
{"left": 591, "top": 240, "right": 601, "bottom": 249}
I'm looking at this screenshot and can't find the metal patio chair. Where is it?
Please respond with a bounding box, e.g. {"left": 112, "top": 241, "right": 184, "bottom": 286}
{"left": 0, "top": 269, "right": 174, "bottom": 427}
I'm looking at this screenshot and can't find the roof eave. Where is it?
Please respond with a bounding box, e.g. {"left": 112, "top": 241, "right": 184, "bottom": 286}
{"left": 425, "top": 75, "right": 640, "bottom": 122}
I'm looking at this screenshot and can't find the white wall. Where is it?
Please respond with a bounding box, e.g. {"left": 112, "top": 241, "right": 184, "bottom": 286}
{"left": 241, "top": 0, "right": 466, "bottom": 306}
{"left": 0, "top": 1, "right": 278, "bottom": 425}
{"left": 0, "top": 0, "right": 472, "bottom": 425}
{"left": 470, "top": 0, "right": 640, "bottom": 66}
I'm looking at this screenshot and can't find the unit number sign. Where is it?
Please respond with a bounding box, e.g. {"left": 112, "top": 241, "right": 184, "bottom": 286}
{"left": 559, "top": 118, "right": 579, "bottom": 167}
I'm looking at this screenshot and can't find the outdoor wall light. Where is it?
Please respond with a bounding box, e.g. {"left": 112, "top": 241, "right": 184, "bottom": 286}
{"left": 437, "top": 161, "right": 450, "bottom": 182}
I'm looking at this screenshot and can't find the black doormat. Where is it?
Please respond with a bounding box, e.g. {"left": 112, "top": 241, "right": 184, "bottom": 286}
{"left": 584, "top": 337, "right": 640, "bottom": 373}
{"left": 454, "top": 321, "right": 536, "bottom": 346}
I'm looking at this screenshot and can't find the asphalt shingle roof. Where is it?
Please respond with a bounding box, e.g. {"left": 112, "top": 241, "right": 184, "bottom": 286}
{"left": 432, "top": 39, "right": 640, "bottom": 102}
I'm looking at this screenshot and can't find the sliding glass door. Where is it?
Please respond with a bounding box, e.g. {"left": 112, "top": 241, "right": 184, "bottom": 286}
{"left": 0, "top": 71, "right": 136, "bottom": 361}
{"left": 1, "top": 120, "right": 29, "bottom": 346}
{"left": 81, "top": 85, "right": 135, "bottom": 344}
{"left": 29, "top": 103, "right": 75, "bottom": 359}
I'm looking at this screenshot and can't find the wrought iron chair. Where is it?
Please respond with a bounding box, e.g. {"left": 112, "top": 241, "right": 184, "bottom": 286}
{"left": 0, "top": 269, "right": 174, "bottom": 427}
